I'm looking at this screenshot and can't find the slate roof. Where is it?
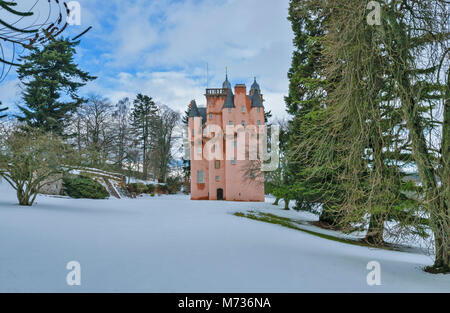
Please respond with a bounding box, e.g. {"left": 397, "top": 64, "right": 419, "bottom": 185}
{"left": 222, "top": 88, "right": 235, "bottom": 109}
{"left": 188, "top": 100, "right": 201, "bottom": 117}
{"left": 188, "top": 100, "right": 207, "bottom": 124}
{"left": 250, "top": 89, "right": 263, "bottom": 108}
{"left": 250, "top": 77, "right": 260, "bottom": 92}
{"left": 222, "top": 75, "right": 232, "bottom": 89}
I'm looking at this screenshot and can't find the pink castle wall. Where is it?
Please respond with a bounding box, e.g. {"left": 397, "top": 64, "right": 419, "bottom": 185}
{"left": 189, "top": 83, "right": 265, "bottom": 202}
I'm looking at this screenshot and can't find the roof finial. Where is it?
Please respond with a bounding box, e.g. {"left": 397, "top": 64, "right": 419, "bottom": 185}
{"left": 251, "top": 76, "right": 260, "bottom": 92}
{"left": 223, "top": 67, "right": 231, "bottom": 89}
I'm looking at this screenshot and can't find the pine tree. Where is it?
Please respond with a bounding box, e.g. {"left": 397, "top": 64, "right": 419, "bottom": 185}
{"left": 379, "top": 1, "right": 449, "bottom": 271}
{"left": 130, "top": 94, "right": 158, "bottom": 180}
{"left": 0, "top": 101, "right": 7, "bottom": 119}
{"left": 285, "top": 0, "right": 348, "bottom": 224}
{"left": 16, "top": 39, "right": 96, "bottom": 135}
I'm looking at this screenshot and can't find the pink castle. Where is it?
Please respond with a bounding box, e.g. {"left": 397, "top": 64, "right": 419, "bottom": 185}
{"left": 188, "top": 75, "right": 265, "bottom": 201}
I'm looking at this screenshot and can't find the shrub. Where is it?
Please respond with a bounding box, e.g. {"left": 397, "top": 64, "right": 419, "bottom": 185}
{"left": 0, "top": 128, "right": 72, "bottom": 206}
{"left": 166, "top": 177, "right": 182, "bottom": 194}
{"left": 135, "top": 183, "right": 148, "bottom": 194}
{"left": 63, "top": 175, "right": 109, "bottom": 199}
{"left": 127, "top": 183, "right": 137, "bottom": 193}
{"left": 182, "top": 180, "right": 190, "bottom": 195}
{"left": 156, "top": 184, "right": 168, "bottom": 194}
{"left": 146, "top": 184, "right": 155, "bottom": 194}
{"left": 127, "top": 183, "right": 148, "bottom": 195}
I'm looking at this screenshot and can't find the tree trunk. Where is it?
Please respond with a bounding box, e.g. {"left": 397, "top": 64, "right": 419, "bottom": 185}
{"left": 283, "top": 198, "right": 290, "bottom": 210}
{"left": 365, "top": 213, "right": 385, "bottom": 245}
{"left": 397, "top": 71, "right": 449, "bottom": 272}
{"left": 381, "top": 8, "right": 450, "bottom": 271}
{"left": 273, "top": 197, "right": 280, "bottom": 206}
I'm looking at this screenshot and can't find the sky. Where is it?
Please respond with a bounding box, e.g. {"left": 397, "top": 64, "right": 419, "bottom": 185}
{"left": 0, "top": 0, "right": 294, "bottom": 118}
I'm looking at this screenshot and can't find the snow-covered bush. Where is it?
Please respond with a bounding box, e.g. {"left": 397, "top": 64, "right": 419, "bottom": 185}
{"left": 63, "top": 174, "right": 109, "bottom": 199}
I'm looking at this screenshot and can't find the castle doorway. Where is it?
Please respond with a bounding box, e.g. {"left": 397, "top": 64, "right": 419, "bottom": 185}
{"left": 217, "top": 188, "right": 224, "bottom": 201}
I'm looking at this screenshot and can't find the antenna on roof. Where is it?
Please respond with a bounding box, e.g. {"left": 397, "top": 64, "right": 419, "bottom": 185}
{"left": 206, "top": 63, "right": 209, "bottom": 89}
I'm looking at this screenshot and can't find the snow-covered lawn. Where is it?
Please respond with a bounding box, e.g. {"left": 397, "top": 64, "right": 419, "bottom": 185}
{"left": 0, "top": 181, "right": 448, "bottom": 292}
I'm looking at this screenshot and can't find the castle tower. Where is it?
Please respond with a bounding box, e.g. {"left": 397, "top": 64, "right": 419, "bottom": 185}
{"left": 188, "top": 75, "right": 265, "bottom": 201}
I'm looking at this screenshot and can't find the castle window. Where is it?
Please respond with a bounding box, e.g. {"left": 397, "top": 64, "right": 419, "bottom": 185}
{"left": 209, "top": 113, "right": 213, "bottom": 119}
{"left": 229, "top": 121, "right": 233, "bottom": 126}
{"left": 231, "top": 158, "right": 236, "bottom": 165}
{"left": 241, "top": 120, "right": 245, "bottom": 126}
{"left": 241, "top": 106, "right": 245, "bottom": 112}
{"left": 257, "top": 107, "right": 261, "bottom": 113}
{"left": 228, "top": 108, "right": 232, "bottom": 113}
{"left": 197, "top": 170, "right": 205, "bottom": 183}
{"left": 215, "top": 160, "right": 220, "bottom": 169}
{"left": 257, "top": 120, "right": 261, "bottom": 125}
{"left": 209, "top": 100, "right": 213, "bottom": 107}
{"left": 215, "top": 176, "right": 220, "bottom": 182}
{"left": 233, "top": 141, "right": 237, "bottom": 147}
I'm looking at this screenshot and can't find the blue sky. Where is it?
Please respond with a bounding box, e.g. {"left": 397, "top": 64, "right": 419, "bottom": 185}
{"left": 0, "top": 0, "right": 293, "bottom": 118}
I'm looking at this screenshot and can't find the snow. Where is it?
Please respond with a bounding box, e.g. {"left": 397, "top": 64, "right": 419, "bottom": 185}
{"left": 126, "top": 178, "right": 162, "bottom": 185}
{"left": 0, "top": 180, "right": 448, "bottom": 292}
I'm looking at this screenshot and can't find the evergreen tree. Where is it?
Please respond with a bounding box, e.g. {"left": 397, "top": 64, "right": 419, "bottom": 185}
{"left": 16, "top": 39, "right": 96, "bottom": 135}
{"left": 285, "top": 0, "right": 347, "bottom": 225}
{"left": 130, "top": 94, "right": 158, "bottom": 180}
{"left": 286, "top": 0, "right": 429, "bottom": 243}
{"left": 379, "top": 0, "right": 449, "bottom": 271}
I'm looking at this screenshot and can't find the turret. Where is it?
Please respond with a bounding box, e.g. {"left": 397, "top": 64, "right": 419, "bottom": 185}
{"left": 249, "top": 77, "right": 260, "bottom": 95}
{"left": 222, "top": 74, "right": 231, "bottom": 90}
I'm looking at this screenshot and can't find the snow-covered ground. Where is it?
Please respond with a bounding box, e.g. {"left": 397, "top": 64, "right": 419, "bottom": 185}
{"left": 0, "top": 180, "right": 448, "bottom": 292}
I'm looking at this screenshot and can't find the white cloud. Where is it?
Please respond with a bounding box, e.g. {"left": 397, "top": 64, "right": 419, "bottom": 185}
{"left": 1, "top": 0, "right": 294, "bottom": 119}
{"left": 92, "top": 0, "right": 293, "bottom": 117}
